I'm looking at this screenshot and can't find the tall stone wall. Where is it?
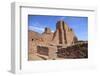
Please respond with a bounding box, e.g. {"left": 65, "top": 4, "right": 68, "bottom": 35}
{"left": 52, "top": 21, "right": 78, "bottom": 45}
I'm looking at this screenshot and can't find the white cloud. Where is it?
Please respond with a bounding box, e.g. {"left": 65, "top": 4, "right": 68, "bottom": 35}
{"left": 31, "top": 22, "right": 46, "bottom": 28}
{"left": 29, "top": 25, "right": 44, "bottom": 33}
{"left": 59, "top": 17, "right": 66, "bottom": 20}
{"left": 51, "top": 30, "right": 54, "bottom": 32}
{"left": 29, "top": 22, "right": 55, "bottom": 33}
{"left": 29, "top": 22, "right": 46, "bottom": 33}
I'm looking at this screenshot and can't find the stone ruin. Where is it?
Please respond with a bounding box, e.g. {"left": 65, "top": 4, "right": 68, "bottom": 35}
{"left": 52, "top": 20, "right": 78, "bottom": 45}
{"left": 28, "top": 20, "right": 87, "bottom": 60}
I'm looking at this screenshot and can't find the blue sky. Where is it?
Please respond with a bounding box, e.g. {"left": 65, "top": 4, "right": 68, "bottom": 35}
{"left": 28, "top": 15, "right": 88, "bottom": 40}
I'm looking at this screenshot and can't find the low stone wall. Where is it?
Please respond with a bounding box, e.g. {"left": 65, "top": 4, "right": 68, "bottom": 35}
{"left": 37, "top": 45, "right": 57, "bottom": 59}
{"left": 48, "top": 46, "right": 57, "bottom": 60}
{"left": 37, "top": 46, "right": 49, "bottom": 56}
{"left": 37, "top": 42, "right": 88, "bottom": 59}
{"left": 57, "top": 42, "right": 88, "bottom": 58}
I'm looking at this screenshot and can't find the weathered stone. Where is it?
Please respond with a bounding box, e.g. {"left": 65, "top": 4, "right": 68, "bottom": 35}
{"left": 37, "top": 46, "right": 49, "bottom": 56}
{"left": 57, "top": 42, "right": 88, "bottom": 58}
{"left": 43, "top": 27, "right": 52, "bottom": 34}
{"left": 52, "top": 20, "right": 78, "bottom": 45}
{"left": 48, "top": 46, "right": 57, "bottom": 60}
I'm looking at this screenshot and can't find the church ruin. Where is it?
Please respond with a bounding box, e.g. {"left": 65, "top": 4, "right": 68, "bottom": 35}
{"left": 28, "top": 20, "right": 88, "bottom": 60}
